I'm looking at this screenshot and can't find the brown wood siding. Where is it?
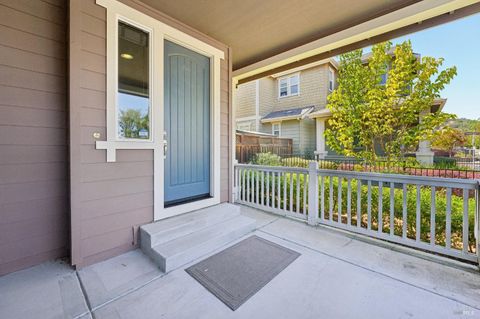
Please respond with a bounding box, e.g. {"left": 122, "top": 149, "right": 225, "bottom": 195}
{"left": 70, "top": 0, "right": 232, "bottom": 268}
{"left": 0, "top": 0, "right": 68, "bottom": 275}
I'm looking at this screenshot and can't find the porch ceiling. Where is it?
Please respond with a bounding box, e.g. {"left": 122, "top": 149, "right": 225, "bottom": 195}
{"left": 140, "top": 0, "right": 419, "bottom": 70}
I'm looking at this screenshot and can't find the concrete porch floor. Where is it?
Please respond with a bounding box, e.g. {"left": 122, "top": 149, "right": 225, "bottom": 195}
{"left": 1, "top": 205, "right": 480, "bottom": 319}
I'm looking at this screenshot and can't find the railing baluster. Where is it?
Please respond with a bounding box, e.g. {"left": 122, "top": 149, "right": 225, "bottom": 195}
{"left": 402, "top": 184, "right": 407, "bottom": 238}
{"left": 289, "top": 173, "right": 294, "bottom": 212}
{"left": 321, "top": 175, "right": 325, "bottom": 220}
{"left": 246, "top": 169, "right": 250, "bottom": 203}
{"left": 251, "top": 170, "right": 255, "bottom": 203}
{"left": 277, "top": 172, "right": 281, "bottom": 210}
{"left": 256, "top": 170, "right": 259, "bottom": 205}
{"left": 446, "top": 188, "right": 452, "bottom": 249}
{"left": 283, "top": 172, "right": 287, "bottom": 211}
{"left": 296, "top": 173, "right": 300, "bottom": 214}
{"left": 303, "top": 174, "right": 307, "bottom": 215}
{"left": 347, "top": 178, "right": 351, "bottom": 226}
{"left": 261, "top": 171, "right": 264, "bottom": 206}
{"left": 462, "top": 188, "right": 469, "bottom": 254}
{"left": 271, "top": 172, "right": 275, "bottom": 209}
{"left": 238, "top": 168, "right": 243, "bottom": 201}
{"left": 357, "top": 179, "right": 362, "bottom": 227}
{"left": 430, "top": 187, "right": 436, "bottom": 246}
{"left": 416, "top": 185, "right": 421, "bottom": 242}
{"left": 329, "top": 176, "right": 333, "bottom": 221}
{"left": 367, "top": 181, "right": 372, "bottom": 230}
{"left": 378, "top": 181, "right": 383, "bottom": 233}
{"left": 390, "top": 182, "right": 394, "bottom": 236}
{"left": 266, "top": 171, "right": 270, "bottom": 207}
{"left": 338, "top": 177, "right": 342, "bottom": 223}
{"left": 235, "top": 167, "right": 239, "bottom": 201}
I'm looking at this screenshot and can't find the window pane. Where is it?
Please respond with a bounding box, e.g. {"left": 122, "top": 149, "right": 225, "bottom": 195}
{"left": 279, "top": 79, "right": 288, "bottom": 96}
{"left": 328, "top": 69, "right": 334, "bottom": 91}
{"left": 290, "top": 75, "right": 299, "bottom": 85}
{"left": 118, "top": 22, "right": 150, "bottom": 139}
{"left": 272, "top": 124, "right": 280, "bottom": 136}
{"left": 290, "top": 84, "right": 298, "bottom": 95}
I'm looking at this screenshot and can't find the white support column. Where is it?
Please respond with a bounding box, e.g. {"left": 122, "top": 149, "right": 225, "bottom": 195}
{"left": 314, "top": 117, "right": 328, "bottom": 159}
{"left": 308, "top": 161, "right": 319, "bottom": 225}
{"left": 416, "top": 110, "right": 434, "bottom": 165}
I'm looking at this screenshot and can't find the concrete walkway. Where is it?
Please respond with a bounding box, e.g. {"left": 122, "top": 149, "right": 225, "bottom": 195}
{"left": 1, "top": 205, "right": 479, "bottom": 319}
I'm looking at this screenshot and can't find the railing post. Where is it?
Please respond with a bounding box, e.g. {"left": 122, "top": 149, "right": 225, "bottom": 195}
{"left": 308, "top": 161, "right": 319, "bottom": 226}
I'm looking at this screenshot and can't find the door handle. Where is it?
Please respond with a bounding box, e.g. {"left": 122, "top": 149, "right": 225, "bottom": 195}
{"left": 163, "top": 140, "right": 168, "bottom": 159}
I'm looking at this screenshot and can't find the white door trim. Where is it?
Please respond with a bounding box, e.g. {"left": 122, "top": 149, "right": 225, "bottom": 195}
{"left": 95, "top": 0, "right": 224, "bottom": 221}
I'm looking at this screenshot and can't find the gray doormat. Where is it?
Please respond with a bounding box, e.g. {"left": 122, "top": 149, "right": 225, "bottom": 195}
{"left": 185, "top": 235, "right": 300, "bottom": 310}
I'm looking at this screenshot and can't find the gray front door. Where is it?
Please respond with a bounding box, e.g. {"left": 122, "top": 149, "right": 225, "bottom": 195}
{"left": 164, "top": 40, "right": 211, "bottom": 206}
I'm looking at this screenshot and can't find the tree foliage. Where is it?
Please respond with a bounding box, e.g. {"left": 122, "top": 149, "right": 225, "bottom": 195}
{"left": 325, "top": 41, "right": 457, "bottom": 164}
{"left": 432, "top": 127, "right": 466, "bottom": 156}
{"left": 119, "top": 109, "right": 149, "bottom": 139}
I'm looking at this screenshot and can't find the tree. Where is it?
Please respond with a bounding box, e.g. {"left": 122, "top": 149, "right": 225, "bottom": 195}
{"left": 325, "top": 41, "right": 457, "bottom": 166}
{"left": 119, "top": 109, "right": 149, "bottom": 138}
{"left": 432, "top": 127, "right": 466, "bottom": 157}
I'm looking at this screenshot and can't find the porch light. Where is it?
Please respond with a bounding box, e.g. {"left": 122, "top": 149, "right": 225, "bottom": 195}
{"left": 120, "top": 53, "right": 134, "bottom": 60}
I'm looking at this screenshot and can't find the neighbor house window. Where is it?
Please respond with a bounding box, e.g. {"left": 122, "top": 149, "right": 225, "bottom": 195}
{"left": 278, "top": 74, "right": 299, "bottom": 98}
{"left": 272, "top": 123, "right": 281, "bottom": 136}
{"left": 117, "top": 21, "right": 151, "bottom": 140}
{"left": 328, "top": 67, "right": 335, "bottom": 92}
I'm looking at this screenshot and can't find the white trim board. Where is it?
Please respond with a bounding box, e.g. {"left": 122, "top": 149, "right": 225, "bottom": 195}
{"left": 95, "top": 0, "right": 225, "bottom": 220}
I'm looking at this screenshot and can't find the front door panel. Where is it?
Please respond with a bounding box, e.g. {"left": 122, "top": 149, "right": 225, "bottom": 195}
{"left": 164, "top": 40, "right": 210, "bottom": 205}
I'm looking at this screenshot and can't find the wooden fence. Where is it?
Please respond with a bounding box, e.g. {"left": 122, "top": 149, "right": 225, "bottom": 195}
{"left": 236, "top": 131, "right": 293, "bottom": 163}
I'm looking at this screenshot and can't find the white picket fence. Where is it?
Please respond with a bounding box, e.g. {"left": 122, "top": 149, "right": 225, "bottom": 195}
{"left": 235, "top": 162, "right": 480, "bottom": 263}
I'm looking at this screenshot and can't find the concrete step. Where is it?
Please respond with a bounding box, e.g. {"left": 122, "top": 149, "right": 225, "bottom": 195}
{"left": 141, "top": 206, "right": 256, "bottom": 272}
{"left": 140, "top": 203, "right": 241, "bottom": 248}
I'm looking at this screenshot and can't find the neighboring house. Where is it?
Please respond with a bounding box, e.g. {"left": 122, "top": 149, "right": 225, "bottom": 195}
{"left": 235, "top": 59, "right": 338, "bottom": 155}
{"left": 236, "top": 51, "right": 447, "bottom": 164}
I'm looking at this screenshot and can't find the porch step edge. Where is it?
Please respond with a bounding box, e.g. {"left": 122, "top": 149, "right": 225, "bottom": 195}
{"left": 146, "top": 214, "right": 256, "bottom": 273}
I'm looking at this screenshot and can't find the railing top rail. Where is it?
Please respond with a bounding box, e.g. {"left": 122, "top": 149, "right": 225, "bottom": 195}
{"left": 235, "top": 163, "right": 308, "bottom": 174}
{"left": 316, "top": 168, "right": 480, "bottom": 189}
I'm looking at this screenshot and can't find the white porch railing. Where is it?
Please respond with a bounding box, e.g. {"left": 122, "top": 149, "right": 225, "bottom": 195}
{"left": 235, "top": 162, "right": 480, "bottom": 264}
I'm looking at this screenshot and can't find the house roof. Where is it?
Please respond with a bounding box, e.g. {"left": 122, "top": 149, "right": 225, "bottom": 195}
{"left": 309, "top": 108, "right": 332, "bottom": 119}
{"left": 261, "top": 106, "right": 314, "bottom": 123}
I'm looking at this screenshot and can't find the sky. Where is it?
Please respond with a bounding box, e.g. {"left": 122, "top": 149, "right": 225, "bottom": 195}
{"left": 361, "top": 13, "right": 480, "bottom": 120}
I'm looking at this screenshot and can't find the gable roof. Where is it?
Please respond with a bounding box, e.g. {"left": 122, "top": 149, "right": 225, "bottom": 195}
{"left": 261, "top": 106, "right": 314, "bottom": 123}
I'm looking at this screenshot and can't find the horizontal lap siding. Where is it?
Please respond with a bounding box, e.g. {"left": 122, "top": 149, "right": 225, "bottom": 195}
{"left": 0, "top": 0, "right": 68, "bottom": 275}
{"left": 70, "top": 0, "right": 231, "bottom": 267}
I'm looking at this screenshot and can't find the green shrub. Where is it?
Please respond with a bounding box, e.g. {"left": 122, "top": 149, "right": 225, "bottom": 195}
{"left": 250, "top": 152, "right": 282, "bottom": 166}
{"left": 281, "top": 157, "right": 311, "bottom": 168}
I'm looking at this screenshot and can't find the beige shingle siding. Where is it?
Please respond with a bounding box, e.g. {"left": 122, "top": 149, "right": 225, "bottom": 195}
{"left": 237, "top": 119, "right": 256, "bottom": 131}
{"left": 235, "top": 80, "right": 256, "bottom": 118}
{"left": 300, "top": 118, "right": 317, "bottom": 155}
{"left": 259, "top": 77, "right": 276, "bottom": 117}
{"left": 273, "top": 65, "right": 330, "bottom": 111}
{"left": 279, "top": 121, "right": 301, "bottom": 153}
